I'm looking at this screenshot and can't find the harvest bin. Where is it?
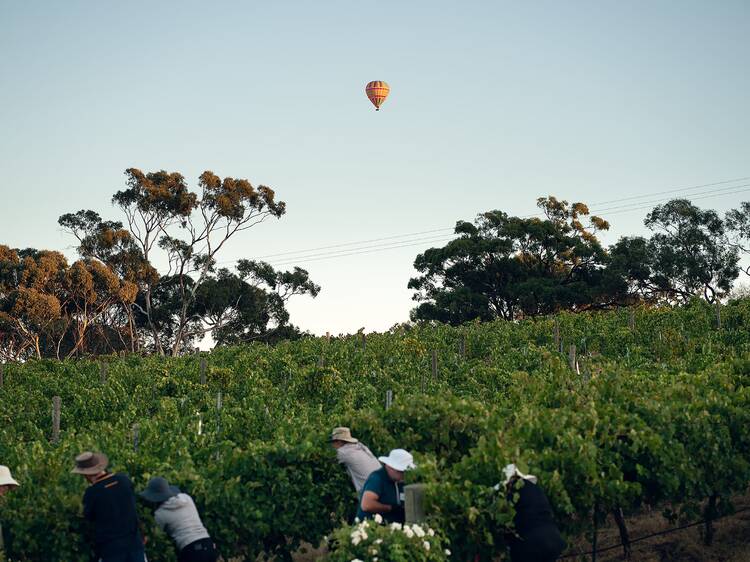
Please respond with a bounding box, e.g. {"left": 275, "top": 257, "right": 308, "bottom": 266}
{"left": 405, "top": 483, "right": 427, "bottom": 523}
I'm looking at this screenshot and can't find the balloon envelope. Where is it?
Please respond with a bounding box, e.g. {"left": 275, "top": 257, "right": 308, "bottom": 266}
{"left": 365, "top": 81, "right": 390, "bottom": 111}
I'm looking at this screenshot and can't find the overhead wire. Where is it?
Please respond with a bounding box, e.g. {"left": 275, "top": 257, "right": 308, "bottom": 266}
{"left": 212, "top": 176, "right": 750, "bottom": 268}
{"left": 263, "top": 184, "right": 750, "bottom": 267}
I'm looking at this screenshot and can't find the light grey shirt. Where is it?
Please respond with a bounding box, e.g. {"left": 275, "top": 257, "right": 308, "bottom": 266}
{"left": 336, "top": 442, "right": 381, "bottom": 493}
{"left": 154, "top": 493, "right": 210, "bottom": 550}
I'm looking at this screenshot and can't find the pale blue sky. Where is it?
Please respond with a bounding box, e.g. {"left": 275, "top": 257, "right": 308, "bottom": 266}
{"left": 1, "top": 1, "right": 749, "bottom": 335}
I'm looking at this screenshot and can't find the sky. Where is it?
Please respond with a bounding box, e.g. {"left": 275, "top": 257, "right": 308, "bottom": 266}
{"left": 1, "top": 1, "right": 749, "bottom": 337}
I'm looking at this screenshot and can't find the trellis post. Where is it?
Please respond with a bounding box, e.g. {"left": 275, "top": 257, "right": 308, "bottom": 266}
{"left": 51, "top": 396, "right": 61, "bottom": 443}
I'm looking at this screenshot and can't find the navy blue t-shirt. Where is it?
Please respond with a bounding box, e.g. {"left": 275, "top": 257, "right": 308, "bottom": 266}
{"left": 82, "top": 472, "right": 143, "bottom": 556}
{"left": 356, "top": 467, "right": 405, "bottom": 523}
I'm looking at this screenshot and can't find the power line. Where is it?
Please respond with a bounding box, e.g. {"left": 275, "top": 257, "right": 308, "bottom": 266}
{"left": 586, "top": 183, "right": 750, "bottom": 215}
{"left": 249, "top": 227, "right": 453, "bottom": 260}
{"left": 263, "top": 185, "right": 750, "bottom": 267}
{"left": 220, "top": 176, "right": 750, "bottom": 263}
{"left": 264, "top": 234, "right": 457, "bottom": 265}
{"left": 581, "top": 175, "right": 750, "bottom": 207}
{"left": 268, "top": 235, "right": 458, "bottom": 267}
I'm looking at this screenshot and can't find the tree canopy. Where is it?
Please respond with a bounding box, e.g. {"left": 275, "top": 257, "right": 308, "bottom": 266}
{"left": 0, "top": 168, "right": 318, "bottom": 361}
{"left": 409, "top": 197, "right": 746, "bottom": 324}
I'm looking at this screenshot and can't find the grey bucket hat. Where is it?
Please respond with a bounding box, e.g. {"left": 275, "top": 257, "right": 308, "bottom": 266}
{"left": 139, "top": 476, "right": 180, "bottom": 503}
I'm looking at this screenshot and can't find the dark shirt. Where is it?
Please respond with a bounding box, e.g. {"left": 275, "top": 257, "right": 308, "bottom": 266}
{"left": 82, "top": 472, "right": 143, "bottom": 557}
{"left": 356, "top": 467, "right": 405, "bottom": 523}
{"left": 506, "top": 480, "right": 566, "bottom": 561}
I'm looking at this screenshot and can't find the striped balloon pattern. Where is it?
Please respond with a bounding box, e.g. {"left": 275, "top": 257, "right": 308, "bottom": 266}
{"left": 365, "top": 80, "right": 390, "bottom": 111}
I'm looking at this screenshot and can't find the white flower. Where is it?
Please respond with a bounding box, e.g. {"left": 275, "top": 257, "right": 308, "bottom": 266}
{"left": 374, "top": 513, "right": 383, "bottom": 524}
{"left": 389, "top": 522, "right": 402, "bottom": 531}
{"left": 423, "top": 540, "right": 431, "bottom": 551}
{"left": 403, "top": 527, "right": 415, "bottom": 538}
{"left": 351, "top": 559, "right": 364, "bottom": 562}
{"left": 412, "top": 524, "right": 426, "bottom": 538}
{"left": 428, "top": 528, "right": 435, "bottom": 536}
{"left": 375, "top": 539, "right": 383, "bottom": 544}
{"left": 445, "top": 549, "right": 452, "bottom": 556}
{"left": 350, "top": 526, "right": 369, "bottom": 546}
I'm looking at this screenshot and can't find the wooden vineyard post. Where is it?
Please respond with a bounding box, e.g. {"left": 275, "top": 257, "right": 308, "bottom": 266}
{"left": 385, "top": 389, "right": 393, "bottom": 410}
{"left": 591, "top": 503, "right": 599, "bottom": 562}
{"left": 200, "top": 358, "right": 207, "bottom": 385}
{"left": 51, "top": 396, "right": 61, "bottom": 443}
{"left": 459, "top": 335, "right": 466, "bottom": 360}
{"left": 216, "top": 391, "right": 223, "bottom": 436}
{"left": 431, "top": 350, "right": 438, "bottom": 380}
{"left": 99, "top": 362, "right": 108, "bottom": 384}
{"left": 704, "top": 493, "right": 718, "bottom": 545}
{"left": 628, "top": 309, "right": 635, "bottom": 331}
{"left": 405, "top": 483, "right": 427, "bottom": 523}
{"left": 317, "top": 355, "right": 325, "bottom": 368}
{"left": 553, "top": 318, "right": 561, "bottom": 353}
{"left": 326, "top": 331, "right": 331, "bottom": 342}
{"left": 361, "top": 333, "right": 366, "bottom": 351}
{"left": 715, "top": 301, "right": 722, "bottom": 330}
{"left": 569, "top": 344, "right": 577, "bottom": 371}
{"left": 132, "top": 424, "right": 140, "bottom": 452}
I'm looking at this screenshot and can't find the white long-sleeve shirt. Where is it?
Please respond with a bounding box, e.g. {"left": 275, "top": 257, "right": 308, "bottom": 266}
{"left": 155, "top": 493, "right": 210, "bottom": 550}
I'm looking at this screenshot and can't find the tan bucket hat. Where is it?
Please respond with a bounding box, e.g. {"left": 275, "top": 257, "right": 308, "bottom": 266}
{"left": 0, "top": 465, "right": 19, "bottom": 487}
{"left": 71, "top": 451, "right": 109, "bottom": 475}
{"left": 330, "top": 427, "right": 359, "bottom": 444}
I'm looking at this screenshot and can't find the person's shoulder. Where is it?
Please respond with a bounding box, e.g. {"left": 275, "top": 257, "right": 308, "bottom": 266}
{"left": 362, "top": 467, "right": 387, "bottom": 490}
{"left": 113, "top": 471, "right": 131, "bottom": 482}
{"left": 83, "top": 483, "right": 96, "bottom": 500}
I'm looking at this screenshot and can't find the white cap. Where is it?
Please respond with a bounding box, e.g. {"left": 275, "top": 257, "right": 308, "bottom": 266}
{"left": 378, "top": 449, "right": 416, "bottom": 472}
{"left": 0, "top": 465, "right": 19, "bottom": 487}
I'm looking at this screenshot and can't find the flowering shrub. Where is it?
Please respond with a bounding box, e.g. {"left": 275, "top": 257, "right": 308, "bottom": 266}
{"left": 325, "top": 515, "right": 451, "bottom": 562}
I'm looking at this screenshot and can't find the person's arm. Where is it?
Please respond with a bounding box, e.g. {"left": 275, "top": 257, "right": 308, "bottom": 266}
{"left": 360, "top": 491, "right": 393, "bottom": 514}
{"left": 153, "top": 507, "right": 168, "bottom": 531}
{"left": 82, "top": 489, "right": 95, "bottom": 521}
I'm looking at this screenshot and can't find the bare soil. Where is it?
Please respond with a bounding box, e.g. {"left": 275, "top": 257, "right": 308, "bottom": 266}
{"left": 240, "top": 495, "right": 750, "bottom": 561}
{"left": 567, "top": 495, "right": 750, "bottom": 562}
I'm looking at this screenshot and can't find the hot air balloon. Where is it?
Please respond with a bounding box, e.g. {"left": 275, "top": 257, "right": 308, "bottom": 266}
{"left": 365, "top": 81, "right": 390, "bottom": 111}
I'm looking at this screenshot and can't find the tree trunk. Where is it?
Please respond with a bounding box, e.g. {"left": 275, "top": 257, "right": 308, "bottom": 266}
{"left": 145, "top": 285, "right": 163, "bottom": 355}
{"left": 612, "top": 507, "right": 632, "bottom": 559}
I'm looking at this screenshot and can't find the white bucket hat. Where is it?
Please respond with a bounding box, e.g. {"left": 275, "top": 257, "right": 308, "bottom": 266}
{"left": 0, "top": 465, "right": 19, "bottom": 487}
{"left": 378, "top": 449, "right": 416, "bottom": 472}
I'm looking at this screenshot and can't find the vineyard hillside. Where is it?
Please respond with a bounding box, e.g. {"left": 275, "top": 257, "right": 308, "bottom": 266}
{"left": 1, "top": 300, "right": 750, "bottom": 561}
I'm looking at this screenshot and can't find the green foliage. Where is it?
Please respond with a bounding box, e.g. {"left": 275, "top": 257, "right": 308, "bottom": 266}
{"left": 0, "top": 300, "right": 749, "bottom": 560}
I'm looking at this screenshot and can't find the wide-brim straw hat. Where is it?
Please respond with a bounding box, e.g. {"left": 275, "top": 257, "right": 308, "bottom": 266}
{"left": 330, "top": 427, "right": 358, "bottom": 444}
{"left": 139, "top": 476, "right": 180, "bottom": 503}
{"left": 0, "top": 465, "right": 19, "bottom": 487}
{"left": 378, "top": 449, "right": 416, "bottom": 472}
{"left": 71, "top": 451, "right": 109, "bottom": 475}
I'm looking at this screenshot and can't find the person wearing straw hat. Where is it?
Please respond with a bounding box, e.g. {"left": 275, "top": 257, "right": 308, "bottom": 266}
{"left": 139, "top": 477, "right": 217, "bottom": 562}
{"left": 72, "top": 451, "right": 146, "bottom": 562}
{"left": 356, "top": 448, "right": 416, "bottom": 524}
{"left": 330, "top": 427, "right": 381, "bottom": 493}
{"left": 0, "top": 465, "right": 19, "bottom": 497}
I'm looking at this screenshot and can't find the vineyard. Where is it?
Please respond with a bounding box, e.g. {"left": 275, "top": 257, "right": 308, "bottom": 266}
{"left": 1, "top": 299, "right": 750, "bottom": 561}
